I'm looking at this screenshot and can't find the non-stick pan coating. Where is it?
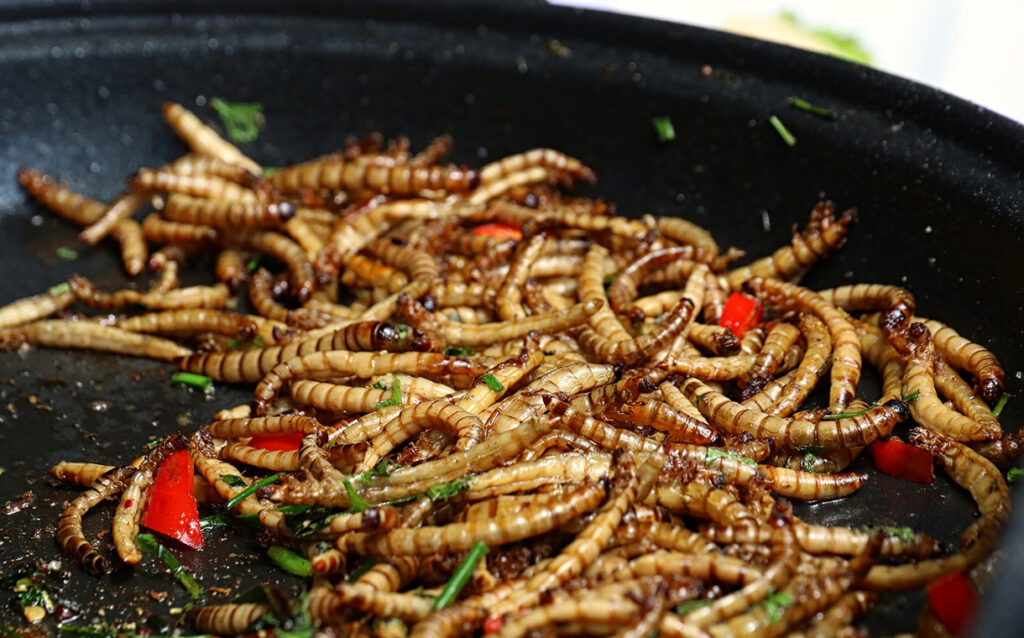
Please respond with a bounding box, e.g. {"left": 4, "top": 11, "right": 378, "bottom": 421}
{"left": 0, "top": 1, "right": 1021, "bottom": 634}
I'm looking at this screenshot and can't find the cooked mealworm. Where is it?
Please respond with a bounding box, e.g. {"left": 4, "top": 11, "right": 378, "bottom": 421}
{"left": 367, "top": 238, "right": 440, "bottom": 285}
{"left": 289, "top": 380, "right": 391, "bottom": 413}
{"left": 213, "top": 248, "right": 249, "bottom": 290}
{"left": 270, "top": 155, "right": 478, "bottom": 196}
{"left": 112, "top": 435, "right": 186, "bottom": 564}
{"left": 580, "top": 296, "right": 697, "bottom": 366}
{"left": 857, "top": 322, "right": 904, "bottom": 402}
{"left": 168, "top": 153, "right": 258, "bottom": 184}
{"left": 497, "top": 595, "right": 641, "bottom": 638}
{"left": 143, "top": 212, "right": 221, "bottom": 245}
{"left": 607, "top": 247, "right": 695, "bottom": 313}
{"left": 163, "top": 193, "right": 294, "bottom": 228}
{"left": 133, "top": 168, "right": 258, "bottom": 204}
{"left": 659, "top": 352, "right": 756, "bottom": 381}
{"left": 0, "top": 289, "right": 75, "bottom": 330}
{"left": 247, "top": 269, "right": 333, "bottom": 329}
{"left": 0, "top": 320, "right": 191, "bottom": 360}
{"left": 738, "top": 322, "right": 801, "bottom": 398}
{"left": 162, "top": 102, "right": 261, "bottom": 173}
{"left": 893, "top": 322, "right": 1001, "bottom": 441}
{"left": 345, "top": 252, "right": 409, "bottom": 292}
{"left": 679, "top": 377, "right": 910, "bottom": 450}
{"left": 972, "top": 429, "right": 1024, "bottom": 469}
{"left": 817, "top": 283, "right": 915, "bottom": 337}
{"left": 78, "top": 189, "right": 151, "bottom": 245}
{"left": 338, "top": 481, "right": 605, "bottom": 556}
{"left": 934, "top": 356, "right": 1001, "bottom": 435}
{"left": 726, "top": 202, "right": 856, "bottom": 288}
{"left": 220, "top": 442, "right": 298, "bottom": 471}
{"left": 118, "top": 309, "right": 256, "bottom": 338}
{"left": 109, "top": 218, "right": 148, "bottom": 276}
{"left": 191, "top": 453, "right": 267, "bottom": 515}
{"left": 187, "top": 603, "right": 270, "bottom": 635}
{"left": 603, "top": 399, "right": 719, "bottom": 445}
{"left": 656, "top": 217, "right": 721, "bottom": 264}
{"left": 919, "top": 317, "right": 1005, "bottom": 404}
{"left": 205, "top": 415, "right": 321, "bottom": 439}
{"left": 57, "top": 464, "right": 137, "bottom": 574}
{"left": 251, "top": 350, "right": 487, "bottom": 413}
{"left": 799, "top": 591, "right": 875, "bottom": 638}
{"left": 496, "top": 233, "right": 547, "bottom": 320}
{"left": 745, "top": 277, "right": 860, "bottom": 410}
{"left": 703, "top": 521, "right": 940, "bottom": 559}
{"left": 331, "top": 584, "right": 433, "bottom": 622}
{"left": 759, "top": 314, "right": 832, "bottom": 416}
{"left": 233, "top": 230, "right": 317, "bottom": 302}
{"left": 687, "top": 323, "right": 741, "bottom": 357}
{"left": 479, "top": 148, "right": 594, "bottom": 185}
{"left": 357, "top": 400, "right": 485, "bottom": 471}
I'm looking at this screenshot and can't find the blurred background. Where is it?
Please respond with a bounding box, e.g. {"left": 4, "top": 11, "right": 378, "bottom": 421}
{"left": 556, "top": 0, "right": 1024, "bottom": 124}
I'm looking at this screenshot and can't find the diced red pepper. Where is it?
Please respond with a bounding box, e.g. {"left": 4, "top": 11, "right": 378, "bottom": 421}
{"left": 718, "top": 293, "right": 763, "bottom": 337}
{"left": 482, "top": 615, "right": 504, "bottom": 634}
{"left": 247, "top": 432, "right": 305, "bottom": 451}
{"left": 927, "top": 570, "right": 978, "bottom": 635}
{"left": 869, "top": 439, "right": 934, "bottom": 483}
{"left": 140, "top": 451, "right": 203, "bottom": 549}
{"left": 472, "top": 223, "right": 522, "bottom": 241}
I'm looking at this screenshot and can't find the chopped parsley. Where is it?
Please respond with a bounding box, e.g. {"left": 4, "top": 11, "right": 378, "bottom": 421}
{"left": 651, "top": 116, "right": 676, "bottom": 143}
{"left": 56, "top": 246, "right": 79, "bottom": 261}
{"left": 761, "top": 589, "right": 794, "bottom": 623}
{"left": 356, "top": 459, "right": 403, "bottom": 486}
{"left": 448, "top": 312, "right": 463, "bottom": 323}
{"left": 343, "top": 479, "right": 371, "bottom": 513}
{"left": 859, "top": 525, "right": 917, "bottom": 543}
{"left": 426, "top": 476, "right": 474, "bottom": 501}
{"left": 211, "top": 97, "right": 264, "bottom": 144}
{"left": 375, "top": 377, "right": 402, "bottom": 410}
{"left": 1008, "top": 468, "right": 1023, "bottom": 484}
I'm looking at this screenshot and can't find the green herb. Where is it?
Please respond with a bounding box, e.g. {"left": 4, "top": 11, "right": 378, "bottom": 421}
{"left": 211, "top": 97, "right": 264, "bottom": 144}
{"left": 822, "top": 403, "right": 875, "bottom": 420}
{"left": 199, "top": 512, "right": 260, "bottom": 531}
{"left": 443, "top": 346, "right": 474, "bottom": 357}
{"left": 432, "top": 541, "right": 489, "bottom": 610}
{"left": 142, "top": 436, "right": 167, "bottom": 452}
{"left": 350, "top": 557, "right": 379, "bottom": 582}
{"left": 56, "top": 246, "right": 79, "bottom": 261}
{"left": 49, "top": 282, "right": 70, "bottom": 296}
{"left": 220, "top": 474, "right": 245, "bottom": 487}
{"left": 859, "top": 525, "right": 916, "bottom": 543}
{"left": 448, "top": 312, "right": 463, "bottom": 323}
{"left": 426, "top": 477, "right": 474, "bottom": 501}
{"left": 14, "top": 573, "right": 53, "bottom": 614}
{"left": 705, "top": 448, "right": 757, "bottom": 467}
{"left": 136, "top": 533, "right": 204, "bottom": 600}
{"left": 375, "top": 377, "right": 402, "bottom": 410}
{"left": 902, "top": 389, "right": 921, "bottom": 402}
{"left": 246, "top": 258, "right": 260, "bottom": 272}
{"left": 788, "top": 97, "right": 835, "bottom": 119}
{"left": 481, "top": 374, "right": 504, "bottom": 392}
{"left": 602, "top": 271, "right": 620, "bottom": 289}
{"left": 261, "top": 167, "right": 281, "bottom": 176}
{"left": 225, "top": 472, "right": 282, "bottom": 510}
{"left": 802, "top": 452, "right": 819, "bottom": 473}
{"left": 284, "top": 505, "right": 340, "bottom": 538}
{"left": 228, "top": 335, "right": 266, "bottom": 349}
{"left": 396, "top": 323, "right": 411, "bottom": 340}
{"left": 761, "top": 589, "right": 794, "bottom": 623}
{"left": 768, "top": 115, "right": 796, "bottom": 147}
{"left": 0, "top": 467, "right": 5, "bottom": 476}
{"left": 171, "top": 371, "right": 213, "bottom": 392}
{"left": 654, "top": 313, "right": 668, "bottom": 325}
{"left": 268, "top": 546, "right": 312, "bottom": 577}
{"left": 344, "top": 479, "right": 371, "bottom": 513}
{"left": 1008, "top": 468, "right": 1023, "bottom": 484}
{"left": 371, "top": 379, "right": 390, "bottom": 391}
{"left": 993, "top": 393, "right": 1011, "bottom": 418}
{"left": 651, "top": 116, "right": 676, "bottom": 143}
{"left": 675, "top": 599, "right": 711, "bottom": 615}
{"left": 779, "top": 11, "right": 872, "bottom": 65}
{"left": 357, "top": 459, "right": 402, "bottom": 486}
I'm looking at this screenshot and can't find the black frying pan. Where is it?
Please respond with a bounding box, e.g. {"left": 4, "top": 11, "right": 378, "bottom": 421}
{"left": 0, "top": 1, "right": 1022, "bottom": 634}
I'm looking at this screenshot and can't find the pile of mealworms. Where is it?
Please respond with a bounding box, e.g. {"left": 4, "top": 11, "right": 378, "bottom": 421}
{"left": 1, "top": 101, "right": 1018, "bottom": 637}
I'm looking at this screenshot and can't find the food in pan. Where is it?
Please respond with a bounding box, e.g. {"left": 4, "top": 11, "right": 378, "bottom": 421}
{"left": 1, "top": 101, "right": 1016, "bottom": 636}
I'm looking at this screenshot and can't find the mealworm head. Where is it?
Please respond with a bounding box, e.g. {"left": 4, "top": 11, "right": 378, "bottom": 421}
{"left": 768, "top": 498, "right": 794, "bottom": 528}
{"left": 363, "top": 507, "right": 382, "bottom": 529}
{"left": 883, "top": 398, "right": 911, "bottom": 423}
{"left": 270, "top": 201, "right": 296, "bottom": 221}
{"left": 373, "top": 322, "right": 402, "bottom": 344}
{"left": 980, "top": 379, "right": 1004, "bottom": 405}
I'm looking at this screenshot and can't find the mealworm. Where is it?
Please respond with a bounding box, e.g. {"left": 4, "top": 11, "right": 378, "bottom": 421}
{"left": 143, "top": 212, "right": 221, "bottom": 245}
{"left": 656, "top": 217, "right": 721, "bottom": 264}
{"left": 817, "top": 283, "right": 915, "bottom": 337}
{"left": 187, "top": 603, "right": 270, "bottom": 635}
{"left": 168, "top": 153, "right": 258, "bottom": 184}
{"left": 687, "top": 323, "right": 741, "bottom": 357}
{"left": 745, "top": 277, "right": 861, "bottom": 410}
{"left": 233, "top": 230, "right": 317, "bottom": 302}
{"left": 579, "top": 296, "right": 696, "bottom": 366}
{"left": 162, "top": 102, "right": 261, "bottom": 173}
{"left": 726, "top": 202, "right": 856, "bottom": 288}
{"left": 496, "top": 233, "right": 548, "bottom": 320}
{"left": 0, "top": 289, "right": 75, "bottom": 330}
{"left": 1, "top": 320, "right": 191, "bottom": 361}
{"left": 857, "top": 321, "right": 904, "bottom": 402}
{"left": 919, "top": 317, "right": 1005, "bottom": 405}
{"left": 367, "top": 238, "right": 440, "bottom": 285}
{"left": 163, "top": 192, "right": 294, "bottom": 228}
{"left": 247, "top": 269, "right": 333, "bottom": 329}
{"left": 607, "top": 247, "right": 695, "bottom": 313}
{"left": 112, "top": 434, "right": 186, "bottom": 564}
{"left": 205, "top": 415, "right": 321, "bottom": 439}
{"left": 358, "top": 400, "right": 485, "bottom": 471}
{"left": 479, "top": 148, "right": 594, "bottom": 185}
{"left": 270, "top": 156, "right": 478, "bottom": 196}
{"left": 57, "top": 464, "right": 137, "bottom": 574}
{"left": 78, "top": 189, "right": 151, "bottom": 245}
{"left": 737, "top": 322, "right": 802, "bottom": 398}
{"left": 220, "top": 442, "right": 299, "bottom": 471}
{"left": 345, "top": 252, "right": 409, "bottom": 292}
{"left": 603, "top": 398, "right": 719, "bottom": 445}
{"left": 704, "top": 521, "right": 940, "bottom": 559}
{"left": 118, "top": 309, "right": 256, "bottom": 338}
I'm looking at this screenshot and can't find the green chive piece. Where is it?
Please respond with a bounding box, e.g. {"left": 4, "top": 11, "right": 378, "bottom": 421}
{"left": 859, "top": 524, "right": 916, "bottom": 543}
{"left": 481, "top": 374, "right": 504, "bottom": 392}
{"left": 261, "top": 166, "right": 281, "bottom": 176}
{"left": 267, "top": 545, "right": 312, "bottom": 577}
{"left": 768, "top": 115, "right": 796, "bottom": 147}
{"left": 426, "top": 476, "right": 473, "bottom": 501}
{"left": 375, "top": 377, "right": 402, "bottom": 410}
{"left": 0, "top": 467, "right": 5, "bottom": 476}
{"left": 993, "top": 393, "right": 1011, "bottom": 418}
{"left": 136, "top": 533, "right": 204, "bottom": 600}
{"left": 432, "top": 541, "right": 489, "bottom": 610}
{"left": 246, "top": 258, "right": 259, "bottom": 272}
{"left": 220, "top": 474, "right": 245, "bottom": 487}
{"left": 199, "top": 512, "right": 260, "bottom": 531}
{"left": 821, "top": 403, "right": 876, "bottom": 420}
{"left": 350, "top": 556, "right": 379, "bottom": 582}
{"left": 1007, "top": 467, "right": 1023, "bottom": 484}
{"left": 788, "top": 96, "right": 835, "bottom": 119}
{"left": 171, "top": 371, "right": 213, "bottom": 392}
{"left": 802, "top": 452, "right": 819, "bottom": 473}
{"left": 902, "top": 389, "right": 921, "bottom": 403}
{"left": 372, "top": 379, "right": 390, "bottom": 391}
{"left": 651, "top": 116, "right": 676, "bottom": 143}
{"left": 48, "top": 282, "right": 70, "bottom": 296}
{"left": 443, "top": 346, "right": 474, "bottom": 357}
{"left": 225, "top": 472, "right": 282, "bottom": 510}
{"left": 210, "top": 97, "right": 264, "bottom": 144}
{"left": 761, "top": 589, "right": 794, "bottom": 623}
{"left": 56, "top": 246, "right": 79, "bottom": 261}
{"left": 228, "top": 335, "right": 266, "bottom": 349}
{"left": 705, "top": 448, "right": 757, "bottom": 467}
{"left": 344, "top": 479, "right": 371, "bottom": 513}
{"left": 675, "top": 599, "right": 711, "bottom": 615}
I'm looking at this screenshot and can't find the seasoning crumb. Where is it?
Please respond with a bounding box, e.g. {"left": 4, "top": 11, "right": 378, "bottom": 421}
{"left": 701, "top": 64, "right": 712, "bottom": 77}
{"left": 148, "top": 590, "right": 168, "bottom": 602}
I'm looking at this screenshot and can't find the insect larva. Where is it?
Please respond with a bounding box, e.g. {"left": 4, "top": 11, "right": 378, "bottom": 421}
{"left": 57, "top": 465, "right": 137, "bottom": 574}
{"left": 78, "top": 189, "right": 151, "bottom": 246}
{"left": 163, "top": 193, "right": 294, "bottom": 228}
{"left": 162, "top": 101, "right": 261, "bottom": 174}
{"left": 0, "top": 320, "right": 191, "bottom": 361}
{"left": 220, "top": 442, "right": 299, "bottom": 471}
{"left": 0, "top": 289, "right": 75, "bottom": 330}
{"left": 143, "top": 212, "right": 221, "bottom": 245}
{"left": 479, "top": 148, "right": 594, "bottom": 185}
{"left": 112, "top": 435, "right": 186, "bottom": 564}
{"left": 738, "top": 321, "right": 802, "bottom": 398}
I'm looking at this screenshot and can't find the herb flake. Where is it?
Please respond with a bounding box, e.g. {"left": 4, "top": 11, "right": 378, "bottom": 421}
{"left": 56, "top": 246, "right": 79, "bottom": 261}
{"left": 375, "top": 377, "right": 402, "bottom": 410}
{"left": 49, "top": 282, "right": 70, "bottom": 296}
{"left": 652, "top": 116, "right": 676, "bottom": 143}
{"left": 768, "top": 115, "right": 797, "bottom": 147}
{"left": 761, "top": 589, "right": 794, "bottom": 623}
{"left": 705, "top": 448, "right": 757, "bottom": 467}
{"left": 426, "top": 477, "right": 474, "bottom": 501}
{"left": 443, "top": 346, "right": 474, "bottom": 357}
{"left": 788, "top": 96, "right": 835, "bottom": 119}
{"left": 993, "top": 393, "right": 1011, "bottom": 418}
{"left": 481, "top": 374, "right": 504, "bottom": 392}
{"left": 211, "top": 97, "right": 264, "bottom": 144}
{"left": 1008, "top": 468, "right": 1023, "bottom": 484}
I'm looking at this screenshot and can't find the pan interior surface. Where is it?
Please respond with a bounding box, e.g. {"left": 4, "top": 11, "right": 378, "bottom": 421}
{"left": 0, "top": 2, "right": 1021, "bottom": 635}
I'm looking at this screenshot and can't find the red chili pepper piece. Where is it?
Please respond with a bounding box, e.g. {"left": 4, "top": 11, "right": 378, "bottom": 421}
{"left": 472, "top": 223, "right": 522, "bottom": 241}
{"left": 927, "top": 570, "right": 978, "bottom": 635}
{"left": 247, "top": 432, "right": 304, "bottom": 451}
{"left": 718, "top": 293, "right": 763, "bottom": 337}
{"left": 482, "top": 615, "right": 504, "bottom": 634}
{"left": 140, "top": 450, "right": 203, "bottom": 549}
{"left": 869, "top": 439, "right": 934, "bottom": 483}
